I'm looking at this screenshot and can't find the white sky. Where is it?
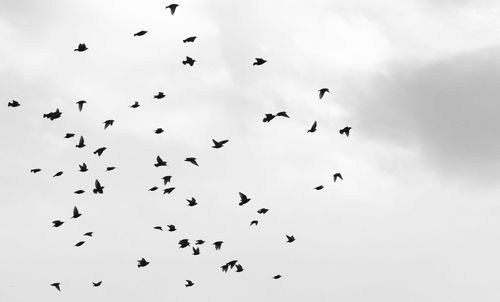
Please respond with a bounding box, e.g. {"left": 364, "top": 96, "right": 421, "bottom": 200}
{"left": 1, "top": 0, "right": 500, "bottom": 301}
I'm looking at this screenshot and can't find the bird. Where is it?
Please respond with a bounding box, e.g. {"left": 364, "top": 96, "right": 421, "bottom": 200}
{"left": 213, "top": 241, "right": 223, "bottom": 250}
{"left": 50, "top": 283, "right": 61, "bottom": 291}
{"left": 253, "top": 58, "right": 267, "bottom": 65}
{"left": 257, "top": 208, "right": 269, "bottom": 214}
{"left": 182, "top": 56, "right": 195, "bottom": 66}
{"left": 307, "top": 121, "right": 317, "bottom": 133}
{"left": 134, "top": 30, "right": 147, "bottom": 36}
{"left": 64, "top": 133, "right": 75, "bottom": 138}
{"left": 93, "top": 179, "right": 104, "bottom": 194}
{"left": 53, "top": 171, "right": 63, "bottom": 177}
{"left": 106, "top": 166, "right": 115, "bottom": 172}
{"left": 221, "top": 264, "right": 229, "bottom": 273}
{"left": 262, "top": 113, "right": 275, "bottom": 123}
{"left": 154, "top": 155, "right": 167, "bottom": 167}
{"left": 184, "top": 157, "right": 198, "bottom": 166}
{"left": 314, "top": 185, "right": 324, "bottom": 190}
{"left": 195, "top": 240, "right": 205, "bottom": 245}
{"left": 137, "top": 258, "right": 149, "bottom": 268}
{"left": 74, "top": 43, "right": 88, "bottom": 52}
{"left": 52, "top": 220, "right": 64, "bottom": 227}
{"left": 192, "top": 247, "right": 200, "bottom": 255}
{"left": 273, "top": 275, "right": 282, "bottom": 279}
{"left": 92, "top": 281, "right": 102, "bottom": 287}
{"left": 238, "top": 192, "right": 251, "bottom": 206}
{"left": 79, "top": 163, "right": 88, "bottom": 172}
{"left": 276, "top": 111, "right": 289, "bottom": 118}
{"left": 185, "top": 280, "right": 194, "bottom": 287}
{"left": 250, "top": 220, "right": 258, "bottom": 226}
{"left": 212, "top": 139, "right": 229, "bottom": 149}
{"left": 43, "top": 109, "right": 62, "bottom": 120}
{"left": 319, "top": 88, "right": 330, "bottom": 99}
{"left": 76, "top": 100, "right": 86, "bottom": 111}
{"left": 103, "top": 119, "right": 114, "bottom": 129}
{"left": 83, "top": 232, "right": 93, "bottom": 237}
{"left": 166, "top": 4, "right": 179, "bottom": 15}
{"left": 183, "top": 36, "right": 196, "bottom": 43}
{"left": 226, "top": 260, "right": 238, "bottom": 269}
{"left": 235, "top": 264, "right": 244, "bottom": 272}
{"left": 75, "top": 241, "right": 85, "bottom": 247}
{"left": 130, "top": 101, "right": 140, "bottom": 108}
{"left": 153, "top": 226, "right": 163, "bottom": 231}
{"left": 71, "top": 206, "right": 81, "bottom": 219}
{"left": 162, "top": 176, "right": 172, "bottom": 185}
{"left": 163, "top": 187, "right": 175, "bottom": 194}
{"left": 74, "top": 190, "right": 85, "bottom": 194}
{"left": 154, "top": 92, "right": 165, "bottom": 99}
{"left": 186, "top": 197, "right": 197, "bottom": 207}
{"left": 286, "top": 235, "right": 295, "bottom": 243}
{"left": 8, "top": 100, "right": 20, "bottom": 107}
{"left": 30, "top": 168, "right": 41, "bottom": 173}
{"left": 333, "top": 173, "right": 343, "bottom": 182}
{"left": 178, "top": 239, "right": 190, "bottom": 248}
{"left": 149, "top": 186, "right": 159, "bottom": 192}
{"left": 75, "top": 136, "right": 85, "bottom": 148}
{"left": 339, "top": 126, "right": 351, "bottom": 137}
{"left": 93, "top": 147, "right": 107, "bottom": 156}
{"left": 154, "top": 128, "right": 164, "bottom": 134}
{"left": 167, "top": 225, "right": 176, "bottom": 232}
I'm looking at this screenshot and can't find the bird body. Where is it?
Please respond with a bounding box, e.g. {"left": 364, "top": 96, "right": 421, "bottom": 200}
{"left": 333, "top": 173, "right": 343, "bottom": 182}
{"left": 75, "top": 241, "right": 85, "bottom": 247}
{"left": 52, "top": 220, "right": 64, "bottom": 227}
{"left": 103, "top": 120, "right": 114, "bottom": 129}
{"left": 253, "top": 58, "right": 267, "bottom": 65}
{"left": 286, "top": 235, "right": 295, "bottom": 243}
{"left": 43, "top": 109, "right": 62, "bottom": 120}
{"left": 64, "top": 133, "right": 75, "bottom": 138}
{"left": 79, "top": 163, "right": 88, "bottom": 172}
{"left": 307, "top": 121, "right": 317, "bottom": 133}
{"left": 250, "top": 220, "right": 258, "bottom": 226}
{"left": 76, "top": 136, "right": 85, "bottom": 148}
{"left": 319, "top": 88, "right": 330, "bottom": 99}
{"left": 213, "top": 241, "right": 223, "bottom": 250}
{"left": 53, "top": 171, "right": 63, "bottom": 177}
{"left": 74, "top": 43, "right": 88, "bottom": 52}
{"left": 137, "top": 258, "right": 149, "bottom": 268}
{"left": 182, "top": 56, "right": 195, "bottom": 66}
{"left": 93, "top": 179, "right": 104, "bottom": 194}
{"left": 130, "top": 101, "right": 140, "bottom": 108}
{"left": 212, "top": 139, "right": 229, "bottom": 149}
{"left": 257, "top": 208, "right": 269, "bottom": 214}
{"left": 92, "top": 281, "right": 102, "bottom": 287}
{"left": 183, "top": 36, "right": 196, "bottom": 43}
{"left": 154, "top": 92, "right": 165, "bottom": 99}
{"left": 30, "top": 168, "right": 41, "bottom": 173}
{"left": 340, "top": 126, "right": 351, "bottom": 137}
{"left": 238, "top": 192, "right": 251, "bottom": 206}
{"left": 162, "top": 176, "right": 172, "bottom": 185}
{"left": 93, "top": 147, "right": 107, "bottom": 156}
{"left": 50, "top": 283, "right": 61, "bottom": 291}
{"left": 134, "top": 30, "right": 148, "bottom": 36}
{"left": 314, "top": 185, "right": 324, "bottom": 190}
{"left": 76, "top": 100, "right": 86, "bottom": 111}
{"left": 72, "top": 206, "right": 81, "bottom": 219}
{"left": 154, "top": 156, "right": 167, "bottom": 167}
{"left": 163, "top": 187, "right": 175, "bottom": 194}
{"left": 184, "top": 157, "right": 198, "bottom": 166}
{"left": 192, "top": 247, "right": 200, "bottom": 255}
{"left": 167, "top": 225, "right": 176, "bottom": 232}
{"left": 187, "top": 197, "right": 197, "bottom": 207}
{"left": 185, "top": 280, "right": 194, "bottom": 287}
{"left": 84, "top": 232, "right": 93, "bottom": 236}
{"left": 8, "top": 100, "right": 20, "bottom": 107}
{"left": 178, "top": 239, "right": 190, "bottom": 248}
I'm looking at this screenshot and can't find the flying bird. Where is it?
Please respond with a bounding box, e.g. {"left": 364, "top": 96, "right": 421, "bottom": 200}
{"left": 134, "top": 30, "right": 148, "bottom": 36}
{"left": 93, "top": 179, "right": 104, "bottom": 194}
{"left": 314, "top": 185, "right": 324, "bottom": 190}
{"left": 50, "top": 283, "right": 61, "bottom": 291}
{"left": 64, "top": 133, "right": 75, "bottom": 138}
{"left": 273, "top": 275, "right": 282, "bottom": 279}
{"left": 76, "top": 136, "right": 85, "bottom": 148}
{"left": 257, "top": 208, "right": 269, "bottom": 214}
{"left": 276, "top": 111, "right": 289, "bottom": 118}
{"left": 137, "top": 258, "right": 149, "bottom": 268}
{"left": 72, "top": 206, "right": 81, "bottom": 219}
{"left": 213, "top": 241, "right": 223, "bottom": 250}
{"left": 186, "top": 197, "right": 197, "bottom": 207}
{"left": 195, "top": 240, "right": 205, "bottom": 245}
{"left": 74, "top": 43, "right": 88, "bottom": 52}
{"left": 253, "top": 58, "right": 267, "bottom": 65}
{"left": 162, "top": 176, "right": 172, "bottom": 185}
{"left": 103, "top": 120, "right": 114, "bottom": 129}
{"left": 53, "top": 171, "right": 63, "bottom": 177}
{"left": 165, "top": 4, "right": 179, "bottom": 15}
{"left": 130, "top": 101, "right": 140, "bottom": 108}
{"left": 333, "top": 173, "right": 343, "bottom": 182}
{"left": 52, "top": 220, "right": 64, "bottom": 227}
{"left": 93, "top": 147, "right": 107, "bottom": 157}
{"left": 154, "top": 128, "right": 164, "bottom": 134}
{"left": 178, "top": 239, "right": 190, "bottom": 248}
{"left": 184, "top": 157, "right": 198, "bottom": 166}
{"left": 154, "top": 92, "right": 165, "bottom": 99}
{"left": 286, "top": 235, "right": 295, "bottom": 243}
{"left": 192, "top": 247, "right": 200, "bottom": 255}
{"left": 153, "top": 226, "right": 163, "bottom": 231}
{"left": 74, "top": 190, "right": 85, "bottom": 194}
{"left": 43, "top": 109, "right": 62, "bottom": 120}
{"left": 221, "top": 264, "right": 229, "bottom": 273}
{"left": 185, "top": 280, "right": 194, "bottom": 287}
{"left": 183, "top": 36, "right": 196, "bottom": 43}
{"left": 75, "top": 241, "right": 85, "bottom": 247}
{"left": 84, "top": 232, "right": 93, "bottom": 237}
{"left": 106, "top": 166, "right": 115, "bottom": 171}
{"left": 30, "top": 168, "right": 41, "bottom": 173}
{"left": 154, "top": 156, "right": 167, "bottom": 167}
{"left": 235, "top": 264, "right": 244, "bottom": 272}
{"left": 167, "top": 225, "right": 176, "bottom": 232}
{"left": 339, "top": 126, "right": 351, "bottom": 137}
{"left": 250, "top": 220, "right": 258, "bottom": 226}
{"left": 149, "top": 186, "right": 159, "bottom": 192}
{"left": 182, "top": 56, "right": 195, "bottom": 66}
{"left": 238, "top": 192, "right": 251, "bottom": 206}
{"left": 79, "top": 163, "right": 88, "bottom": 172}
{"left": 163, "top": 187, "right": 175, "bottom": 194}
{"left": 262, "top": 113, "right": 275, "bottom": 123}
{"left": 307, "top": 121, "right": 317, "bottom": 133}
{"left": 7, "top": 100, "right": 20, "bottom": 107}
{"left": 92, "top": 281, "right": 102, "bottom": 287}
{"left": 212, "top": 139, "right": 229, "bottom": 149}
{"left": 76, "top": 100, "right": 86, "bottom": 112}
{"left": 319, "top": 88, "right": 330, "bottom": 99}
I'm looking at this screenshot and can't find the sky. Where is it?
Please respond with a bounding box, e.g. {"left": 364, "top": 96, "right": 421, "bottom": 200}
{"left": 1, "top": 0, "right": 500, "bottom": 301}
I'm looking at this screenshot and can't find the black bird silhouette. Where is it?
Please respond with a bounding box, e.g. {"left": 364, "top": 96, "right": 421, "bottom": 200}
{"left": 43, "top": 108, "right": 62, "bottom": 120}
{"left": 137, "top": 258, "right": 149, "bottom": 268}
{"left": 84, "top": 232, "right": 93, "bottom": 237}
{"left": 74, "top": 190, "right": 85, "bottom": 194}
{"left": 333, "top": 173, "right": 343, "bottom": 182}
{"left": 53, "top": 171, "right": 63, "bottom": 177}
{"left": 76, "top": 136, "right": 85, "bottom": 148}
{"left": 94, "top": 147, "right": 107, "bottom": 156}
{"left": 153, "top": 226, "right": 163, "bottom": 231}
{"left": 166, "top": 4, "right": 179, "bottom": 15}
{"left": 149, "top": 186, "right": 159, "bottom": 192}
{"left": 195, "top": 240, "right": 205, "bottom": 245}
{"left": 276, "top": 111, "right": 289, "bottom": 118}
{"left": 213, "top": 241, "right": 223, "bottom": 250}
{"left": 93, "top": 179, "right": 104, "bottom": 194}
{"left": 92, "top": 281, "right": 102, "bottom": 287}
{"left": 186, "top": 197, "right": 197, "bottom": 207}
{"left": 64, "top": 133, "right": 75, "bottom": 138}
{"left": 307, "top": 121, "right": 317, "bottom": 133}
{"left": 221, "top": 264, "right": 229, "bottom": 273}
{"left": 227, "top": 260, "right": 238, "bottom": 269}
{"left": 183, "top": 36, "right": 196, "bottom": 43}
{"left": 50, "top": 283, "right": 61, "bottom": 291}
{"left": 319, "top": 88, "right": 330, "bottom": 99}
{"left": 106, "top": 166, "right": 115, "bottom": 171}
{"left": 30, "top": 168, "right": 41, "bottom": 173}
{"left": 273, "top": 275, "right": 282, "bottom": 279}
{"left": 163, "top": 187, "right": 175, "bottom": 194}
{"left": 178, "top": 239, "right": 190, "bottom": 248}
{"left": 262, "top": 113, "right": 275, "bottom": 123}
{"left": 103, "top": 120, "right": 114, "bottom": 129}
{"left": 154, "top": 128, "right": 164, "bottom": 134}
{"left": 235, "top": 264, "right": 244, "bottom": 272}
{"left": 167, "top": 225, "right": 176, "bottom": 232}
{"left": 250, "top": 220, "right": 258, "bottom": 226}
{"left": 192, "top": 247, "right": 200, "bottom": 255}
{"left": 134, "top": 30, "right": 148, "bottom": 36}
{"left": 74, "top": 43, "right": 88, "bottom": 52}
{"left": 79, "top": 163, "right": 88, "bottom": 172}
{"left": 339, "top": 126, "right": 351, "bottom": 137}
{"left": 185, "top": 280, "right": 194, "bottom": 287}
{"left": 8, "top": 100, "right": 20, "bottom": 107}
{"left": 212, "top": 139, "right": 229, "bottom": 149}
{"left": 162, "top": 176, "right": 172, "bottom": 185}
{"left": 72, "top": 206, "right": 81, "bottom": 219}
{"left": 154, "top": 156, "right": 167, "bottom": 167}
{"left": 184, "top": 157, "right": 198, "bottom": 166}
{"left": 257, "top": 208, "right": 269, "bottom": 214}
{"left": 253, "top": 58, "right": 267, "bottom": 65}
{"left": 76, "top": 100, "right": 86, "bottom": 111}
{"left": 154, "top": 92, "right": 165, "bottom": 99}
{"left": 52, "top": 220, "right": 64, "bottom": 227}
{"left": 130, "top": 101, "right": 140, "bottom": 108}
{"left": 238, "top": 192, "right": 251, "bottom": 206}
{"left": 286, "top": 235, "right": 295, "bottom": 243}
{"left": 314, "top": 185, "right": 324, "bottom": 190}
{"left": 182, "top": 56, "right": 195, "bottom": 66}
{"left": 75, "top": 241, "right": 85, "bottom": 247}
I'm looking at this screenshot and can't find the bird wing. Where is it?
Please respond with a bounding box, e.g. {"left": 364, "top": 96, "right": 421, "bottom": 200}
{"left": 73, "top": 206, "right": 79, "bottom": 216}
{"left": 239, "top": 192, "right": 247, "bottom": 200}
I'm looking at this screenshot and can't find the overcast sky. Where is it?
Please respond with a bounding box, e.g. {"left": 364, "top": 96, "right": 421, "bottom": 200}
{"left": 2, "top": 0, "right": 500, "bottom": 301}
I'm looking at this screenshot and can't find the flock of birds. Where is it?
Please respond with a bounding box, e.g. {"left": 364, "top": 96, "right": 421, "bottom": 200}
{"left": 8, "top": 2, "right": 352, "bottom": 294}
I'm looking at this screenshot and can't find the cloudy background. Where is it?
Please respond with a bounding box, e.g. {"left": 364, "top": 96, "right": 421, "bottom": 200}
{"left": 2, "top": 0, "right": 500, "bottom": 301}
